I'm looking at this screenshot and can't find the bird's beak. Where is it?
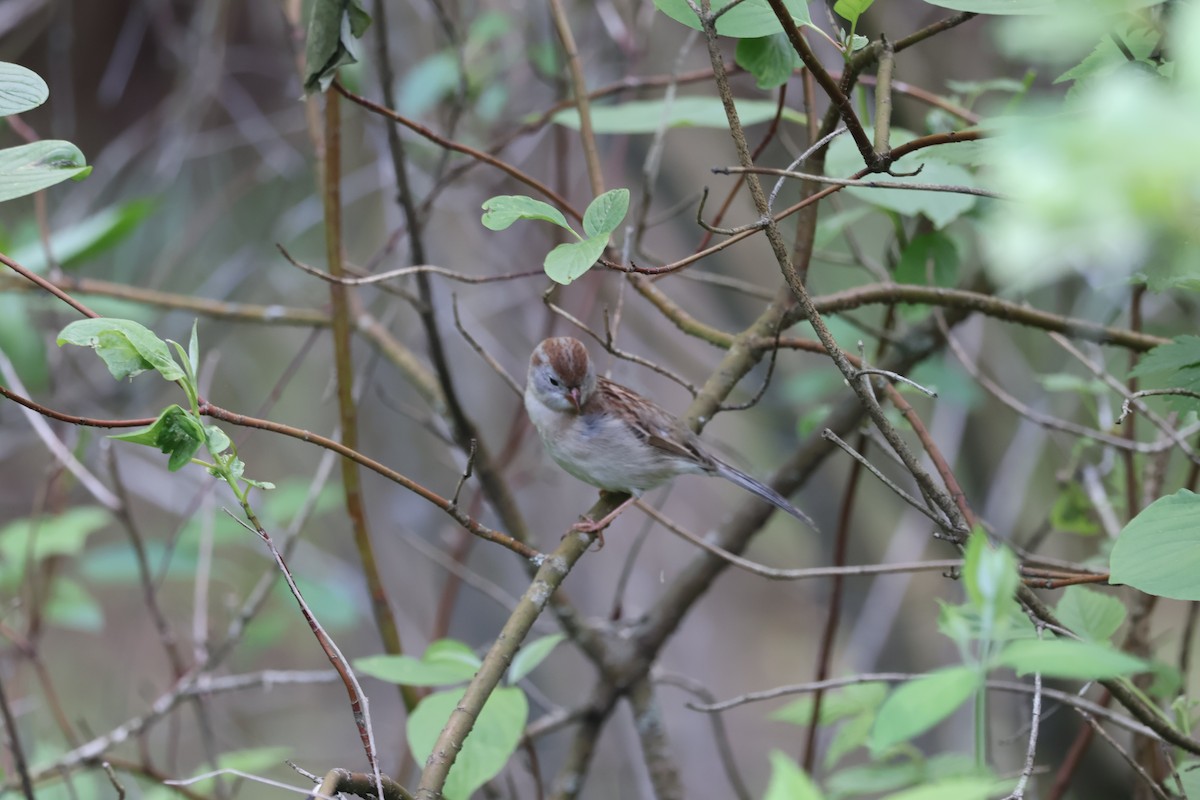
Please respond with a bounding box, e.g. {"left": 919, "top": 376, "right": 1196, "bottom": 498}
{"left": 568, "top": 387, "right": 581, "bottom": 412}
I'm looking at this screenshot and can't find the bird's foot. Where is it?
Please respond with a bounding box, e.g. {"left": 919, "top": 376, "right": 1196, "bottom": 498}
{"left": 566, "top": 493, "right": 636, "bottom": 550}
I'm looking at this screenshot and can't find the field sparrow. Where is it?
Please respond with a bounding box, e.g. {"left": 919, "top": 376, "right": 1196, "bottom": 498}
{"left": 525, "top": 336, "right": 815, "bottom": 542}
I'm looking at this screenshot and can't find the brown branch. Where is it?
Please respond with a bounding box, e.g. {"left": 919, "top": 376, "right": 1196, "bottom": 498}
{"left": 335, "top": 82, "right": 584, "bottom": 223}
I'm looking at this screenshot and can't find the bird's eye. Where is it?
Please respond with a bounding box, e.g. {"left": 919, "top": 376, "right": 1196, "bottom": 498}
{"left": 548, "top": 377, "right": 561, "bottom": 387}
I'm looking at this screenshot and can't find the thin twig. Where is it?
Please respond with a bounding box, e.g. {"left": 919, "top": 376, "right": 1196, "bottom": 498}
{"left": 635, "top": 500, "right": 958, "bottom": 581}
{"left": 821, "top": 430, "right": 952, "bottom": 530}
{"left": 717, "top": 164, "right": 1007, "bottom": 199}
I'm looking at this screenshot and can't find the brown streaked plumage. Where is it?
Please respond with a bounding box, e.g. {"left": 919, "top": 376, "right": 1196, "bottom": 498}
{"left": 524, "top": 336, "right": 816, "bottom": 544}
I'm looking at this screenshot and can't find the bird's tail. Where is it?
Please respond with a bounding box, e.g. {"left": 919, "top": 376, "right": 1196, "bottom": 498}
{"left": 713, "top": 460, "right": 818, "bottom": 531}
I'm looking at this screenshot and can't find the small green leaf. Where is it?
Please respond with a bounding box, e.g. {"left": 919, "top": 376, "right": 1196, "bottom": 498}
{"left": 508, "top": 633, "right": 565, "bottom": 684}
{"left": 825, "top": 128, "right": 978, "bottom": 228}
{"left": 1177, "top": 759, "right": 1200, "bottom": 799}
{"left": 355, "top": 639, "right": 481, "bottom": 686}
{"left": 833, "top": 0, "right": 874, "bottom": 26}
{"left": 870, "top": 667, "right": 980, "bottom": 753}
{"left": 827, "top": 759, "right": 920, "bottom": 797}
{"left": 544, "top": 235, "right": 608, "bottom": 285}
{"left": 962, "top": 530, "right": 1019, "bottom": 628}
{"left": 825, "top": 710, "right": 875, "bottom": 768}
{"left": 896, "top": 232, "right": 959, "bottom": 287}
{"left": 771, "top": 682, "right": 888, "bottom": 726}
{"left": 763, "top": 751, "right": 824, "bottom": 800}
{"left": 407, "top": 686, "right": 528, "bottom": 800}
{"left": 45, "top": 577, "right": 104, "bottom": 632}
{"left": 187, "top": 320, "right": 199, "bottom": 379}
{"left": 1129, "top": 336, "right": 1200, "bottom": 409}
{"left": 895, "top": 232, "right": 960, "bottom": 321}
{"left": 1054, "top": 586, "right": 1125, "bottom": 641}
{"left": 303, "top": 0, "right": 372, "bottom": 92}
{"left": 480, "top": 195, "right": 573, "bottom": 233}
{"left": 550, "top": 96, "right": 806, "bottom": 133}
{"left": 57, "top": 318, "right": 184, "bottom": 382}
{"left": 203, "top": 424, "right": 231, "bottom": 456}
{"left": 1049, "top": 481, "right": 1101, "bottom": 535}
{"left": 0, "top": 62, "right": 49, "bottom": 116}
{"left": 582, "top": 188, "right": 630, "bottom": 239}
{"left": 1110, "top": 490, "right": 1200, "bottom": 600}
{"left": 653, "top": 0, "right": 811, "bottom": 38}
{"left": 735, "top": 34, "right": 801, "bottom": 89}
{"left": 880, "top": 776, "right": 1013, "bottom": 800}
{"left": 0, "top": 507, "right": 110, "bottom": 571}
{"left": 111, "top": 405, "right": 206, "bottom": 472}
{"left": 996, "top": 638, "right": 1148, "bottom": 679}
{"left": 6, "top": 199, "right": 155, "bottom": 273}
{"left": 0, "top": 140, "right": 90, "bottom": 203}
{"left": 0, "top": 295, "right": 48, "bottom": 392}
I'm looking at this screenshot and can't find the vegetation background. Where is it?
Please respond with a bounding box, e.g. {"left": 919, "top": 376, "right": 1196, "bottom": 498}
{"left": 0, "top": 0, "right": 1197, "bottom": 798}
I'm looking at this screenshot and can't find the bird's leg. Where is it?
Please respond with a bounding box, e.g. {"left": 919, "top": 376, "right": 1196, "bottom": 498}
{"left": 570, "top": 492, "right": 636, "bottom": 549}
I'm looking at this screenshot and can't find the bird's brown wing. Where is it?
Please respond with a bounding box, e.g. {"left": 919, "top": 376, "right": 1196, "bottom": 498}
{"left": 594, "top": 377, "right": 716, "bottom": 469}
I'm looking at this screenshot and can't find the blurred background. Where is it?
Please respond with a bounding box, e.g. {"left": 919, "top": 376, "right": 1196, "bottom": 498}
{"left": 0, "top": 0, "right": 1192, "bottom": 798}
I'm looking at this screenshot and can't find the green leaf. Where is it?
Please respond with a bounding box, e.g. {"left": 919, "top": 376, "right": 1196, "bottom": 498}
{"left": 653, "top": 0, "right": 811, "bottom": 38}
{"left": 825, "top": 128, "right": 978, "bottom": 228}
{"left": 996, "top": 638, "right": 1148, "bottom": 679}
{"left": 57, "top": 318, "right": 184, "bottom": 382}
{"left": 550, "top": 96, "right": 806, "bottom": 133}
{"left": 894, "top": 231, "right": 960, "bottom": 321}
{"left": 870, "top": 667, "right": 980, "bottom": 753}
{"left": 45, "top": 577, "right": 104, "bottom": 632}
{"left": 407, "top": 686, "right": 528, "bottom": 800}
{"left": 1129, "top": 336, "right": 1200, "bottom": 396}
{"left": 1110, "top": 490, "right": 1200, "bottom": 600}
{"left": 1055, "top": 23, "right": 1159, "bottom": 87}
{"left": 735, "top": 35, "right": 801, "bottom": 90}
{"left": 763, "top": 751, "right": 824, "bottom": 800}
{"left": 508, "top": 633, "right": 565, "bottom": 684}
{"left": 924, "top": 753, "right": 992, "bottom": 781}
{"left": 0, "top": 62, "right": 49, "bottom": 116}
{"left": 111, "top": 405, "right": 206, "bottom": 472}
{"left": 813, "top": 204, "right": 873, "bottom": 248}
{"left": 827, "top": 759, "right": 920, "bottom": 798}
{"left": 355, "top": 639, "right": 481, "bottom": 686}
{"left": 276, "top": 575, "right": 359, "bottom": 631}
{"left": 203, "top": 424, "right": 231, "bottom": 456}
{"left": 544, "top": 235, "right": 608, "bottom": 285}
{"left": 80, "top": 541, "right": 197, "bottom": 584}
{"left": 187, "top": 320, "right": 199, "bottom": 379}
{"left": 0, "top": 295, "right": 48, "bottom": 392}
{"left": 1177, "top": 759, "right": 1200, "bottom": 799}
{"left": 833, "top": 0, "right": 874, "bottom": 26}
{"left": 0, "top": 140, "right": 91, "bottom": 203}
{"left": 7, "top": 199, "right": 155, "bottom": 273}
{"left": 825, "top": 710, "right": 876, "bottom": 768}
{"left": 880, "top": 777, "right": 1013, "bottom": 800}
{"left": 962, "top": 531, "right": 1019, "bottom": 629}
{"left": 1049, "top": 481, "right": 1101, "bottom": 535}
{"left": 582, "top": 188, "right": 629, "bottom": 239}
{"left": 772, "top": 682, "right": 888, "bottom": 726}
{"left": 1054, "top": 586, "right": 1125, "bottom": 641}
{"left": 303, "top": 0, "right": 372, "bottom": 93}
{"left": 0, "top": 507, "right": 110, "bottom": 572}
{"left": 481, "top": 195, "right": 573, "bottom": 233}
{"left": 936, "top": 600, "right": 1037, "bottom": 647}
{"left": 921, "top": 0, "right": 1159, "bottom": 12}
{"left": 896, "top": 232, "right": 958, "bottom": 287}
{"left": 397, "top": 51, "right": 460, "bottom": 117}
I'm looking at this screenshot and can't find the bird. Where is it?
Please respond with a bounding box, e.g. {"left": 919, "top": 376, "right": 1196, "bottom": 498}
{"left": 524, "top": 336, "right": 815, "bottom": 544}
